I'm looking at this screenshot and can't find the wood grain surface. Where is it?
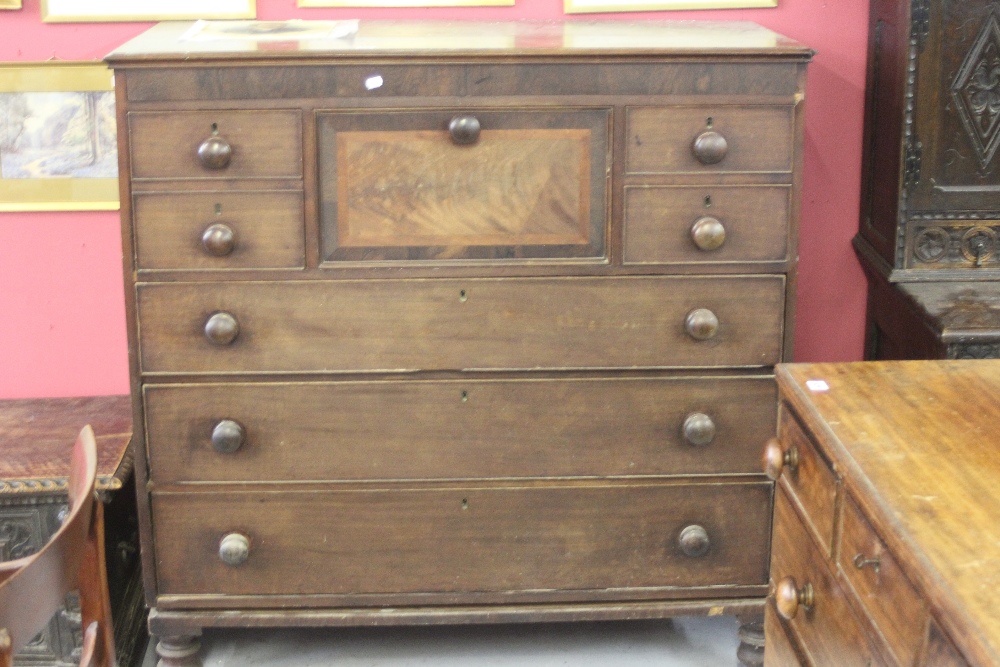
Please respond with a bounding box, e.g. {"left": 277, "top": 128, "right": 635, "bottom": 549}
{"left": 0, "top": 396, "right": 131, "bottom": 487}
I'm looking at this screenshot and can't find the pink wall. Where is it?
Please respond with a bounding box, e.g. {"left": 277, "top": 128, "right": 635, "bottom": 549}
{"left": 0, "top": 0, "right": 870, "bottom": 398}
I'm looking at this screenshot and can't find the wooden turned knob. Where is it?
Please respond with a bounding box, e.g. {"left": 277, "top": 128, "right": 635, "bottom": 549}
{"left": 775, "top": 576, "right": 814, "bottom": 620}
{"left": 218, "top": 533, "right": 250, "bottom": 567}
{"left": 691, "top": 216, "right": 726, "bottom": 251}
{"left": 692, "top": 131, "right": 728, "bottom": 165}
{"left": 685, "top": 308, "right": 719, "bottom": 341}
{"left": 763, "top": 438, "right": 799, "bottom": 480}
{"left": 197, "top": 135, "right": 232, "bottom": 169}
{"left": 683, "top": 413, "right": 716, "bottom": 447}
{"left": 204, "top": 312, "right": 239, "bottom": 346}
{"left": 202, "top": 223, "right": 236, "bottom": 257}
{"left": 678, "top": 524, "right": 711, "bottom": 558}
{"left": 211, "top": 419, "right": 245, "bottom": 454}
{"left": 448, "top": 115, "right": 481, "bottom": 145}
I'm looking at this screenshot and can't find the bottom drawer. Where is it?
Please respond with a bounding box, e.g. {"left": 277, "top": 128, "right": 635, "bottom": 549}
{"left": 152, "top": 481, "right": 771, "bottom": 601}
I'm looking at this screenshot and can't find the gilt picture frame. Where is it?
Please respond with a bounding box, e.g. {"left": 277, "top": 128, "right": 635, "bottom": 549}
{"left": 0, "top": 62, "right": 119, "bottom": 212}
{"left": 0, "top": 0, "right": 23, "bottom": 11}
{"left": 564, "top": 0, "right": 775, "bottom": 13}
{"left": 41, "top": 0, "right": 255, "bottom": 23}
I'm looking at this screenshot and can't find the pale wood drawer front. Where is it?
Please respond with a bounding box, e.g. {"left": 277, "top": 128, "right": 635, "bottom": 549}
{"left": 770, "top": 487, "right": 888, "bottom": 667}
{"left": 136, "top": 276, "right": 786, "bottom": 374}
{"left": 774, "top": 409, "right": 839, "bottom": 556}
{"left": 624, "top": 185, "right": 790, "bottom": 265}
{"left": 128, "top": 110, "right": 303, "bottom": 180}
{"left": 839, "top": 493, "right": 928, "bottom": 667}
{"left": 143, "top": 376, "right": 777, "bottom": 483}
{"left": 317, "top": 108, "right": 609, "bottom": 263}
{"left": 626, "top": 106, "right": 795, "bottom": 174}
{"left": 152, "top": 482, "right": 772, "bottom": 599}
{"left": 133, "top": 191, "right": 305, "bottom": 271}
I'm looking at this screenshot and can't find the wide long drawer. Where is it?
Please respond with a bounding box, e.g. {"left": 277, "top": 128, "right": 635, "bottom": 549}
{"left": 152, "top": 481, "right": 772, "bottom": 599}
{"left": 143, "top": 376, "right": 778, "bottom": 483}
{"left": 136, "top": 276, "right": 786, "bottom": 374}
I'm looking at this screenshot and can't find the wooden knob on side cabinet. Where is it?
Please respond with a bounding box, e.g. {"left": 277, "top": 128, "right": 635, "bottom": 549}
{"left": 691, "top": 216, "right": 727, "bottom": 251}
{"left": 202, "top": 223, "right": 236, "bottom": 257}
{"left": 448, "top": 115, "right": 481, "bottom": 145}
{"left": 775, "top": 576, "right": 814, "bottom": 620}
{"left": 683, "top": 413, "right": 716, "bottom": 447}
{"left": 211, "top": 419, "right": 245, "bottom": 454}
{"left": 218, "top": 533, "right": 250, "bottom": 567}
{"left": 685, "top": 308, "right": 719, "bottom": 341}
{"left": 204, "top": 312, "right": 239, "bottom": 346}
{"left": 763, "top": 438, "right": 799, "bottom": 480}
{"left": 197, "top": 135, "right": 232, "bottom": 170}
{"left": 692, "top": 131, "right": 728, "bottom": 165}
{"left": 678, "top": 524, "right": 711, "bottom": 558}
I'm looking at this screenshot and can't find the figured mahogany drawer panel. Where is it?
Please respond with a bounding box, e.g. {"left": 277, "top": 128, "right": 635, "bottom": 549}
{"left": 135, "top": 276, "right": 786, "bottom": 374}
{"left": 143, "top": 376, "right": 778, "bottom": 483}
{"left": 839, "top": 492, "right": 928, "bottom": 666}
{"left": 626, "top": 106, "right": 795, "bottom": 174}
{"left": 151, "top": 481, "right": 772, "bottom": 597}
{"left": 128, "top": 110, "right": 302, "bottom": 180}
{"left": 770, "top": 486, "right": 888, "bottom": 667}
{"left": 623, "top": 185, "right": 790, "bottom": 265}
{"left": 133, "top": 191, "right": 305, "bottom": 271}
{"left": 775, "top": 409, "right": 839, "bottom": 556}
{"left": 317, "top": 108, "right": 608, "bottom": 263}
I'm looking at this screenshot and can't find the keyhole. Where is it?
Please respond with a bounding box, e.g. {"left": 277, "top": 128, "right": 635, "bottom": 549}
{"left": 460, "top": 390, "right": 469, "bottom": 402}
{"left": 704, "top": 195, "right": 712, "bottom": 208}
{"left": 459, "top": 289, "right": 468, "bottom": 302}
{"left": 461, "top": 498, "right": 469, "bottom": 510}
{"left": 214, "top": 203, "right": 223, "bottom": 216}
{"left": 706, "top": 117, "right": 714, "bottom": 128}
{"left": 210, "top": 122, "right": 219, "bottom": 135}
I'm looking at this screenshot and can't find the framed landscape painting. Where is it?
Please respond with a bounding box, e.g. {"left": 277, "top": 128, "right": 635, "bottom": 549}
{"left": 41, "top": 0, "right": 254, "bottom": 22}
{"left": 0, "top": 62, "right": 119, "bottom": 212}
{"left": 565, "top": 0, "right": 775, "bottom": 12}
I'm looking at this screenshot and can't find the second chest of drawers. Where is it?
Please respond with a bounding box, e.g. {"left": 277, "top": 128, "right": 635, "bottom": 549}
{"left": 107, "top": 19, "right": 811, "bottom": 666}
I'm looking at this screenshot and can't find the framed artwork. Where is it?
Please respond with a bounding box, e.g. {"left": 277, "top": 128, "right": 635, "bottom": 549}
{"left": 41, "top": 0, "right": 255, "bottom": 23}
{"left": 0, "top": 62, "right": 119, "bottom": 212}
{"left": 299, "top": 0, "right": 511, "bottom": 8}
{"left": 0, "top": 0, "right": 22, "bottom": 10}
{"left": 565, "top": 0, "right": 775, "bottom": 13}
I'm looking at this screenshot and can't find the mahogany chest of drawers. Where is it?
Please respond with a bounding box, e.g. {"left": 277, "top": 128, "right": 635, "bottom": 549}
{"left": 107, "top": 20, "right": 810, "bottom": 666}
{"left": 765, "top": 361, "right": 1000, "bottom": 666}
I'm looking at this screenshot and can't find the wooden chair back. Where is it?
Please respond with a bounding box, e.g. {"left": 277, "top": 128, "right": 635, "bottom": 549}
{"left": 0, "top": 425, "right": 116, "bottom": 667}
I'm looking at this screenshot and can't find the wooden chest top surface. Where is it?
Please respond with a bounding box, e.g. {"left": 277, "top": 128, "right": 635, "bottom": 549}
{"left": 776, "top": 360, "right": 1000, "bottom": 666}
{"left": 105, "top": 19, "right": 811, "bottom": 62}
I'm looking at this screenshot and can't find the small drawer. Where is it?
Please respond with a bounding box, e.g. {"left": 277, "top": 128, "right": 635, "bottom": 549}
{"left": 626, "top": 105, "right": 794, "bottom": 174}
{"left": 317, "top": 108, "right": 609, "bottom": 263}
{"left": 623, "top": 185, "right": 791, "bottom": 265}
{"left": 767, "top": 408, "right": 839, "bottom": 556}
{"left": 143, "top": 376, "right": 778, "bottom": 483}
{"left": 152, "top": 481, "right": 773, "bottom": 600}
{"left": 133, "top": 191, "right": 305, "bottom": 271}
{"left": 128, "top": 110, "right": 302, "bottom": 180}
{"left": 839, "top": 493, "right": 928, "bottom": 667}
{"left": 770, "top": 486, "right": 888, "bottom": 667}
{"left": 136, "top": 275, "right": 786, "bottom": 374}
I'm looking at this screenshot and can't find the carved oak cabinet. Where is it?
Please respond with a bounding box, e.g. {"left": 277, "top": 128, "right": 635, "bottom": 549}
{"left": 856, "top": 0, "right": 1000, "bottom": 359}
{"left": 106, "top": 20, "right": 810, "bottom": 666}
